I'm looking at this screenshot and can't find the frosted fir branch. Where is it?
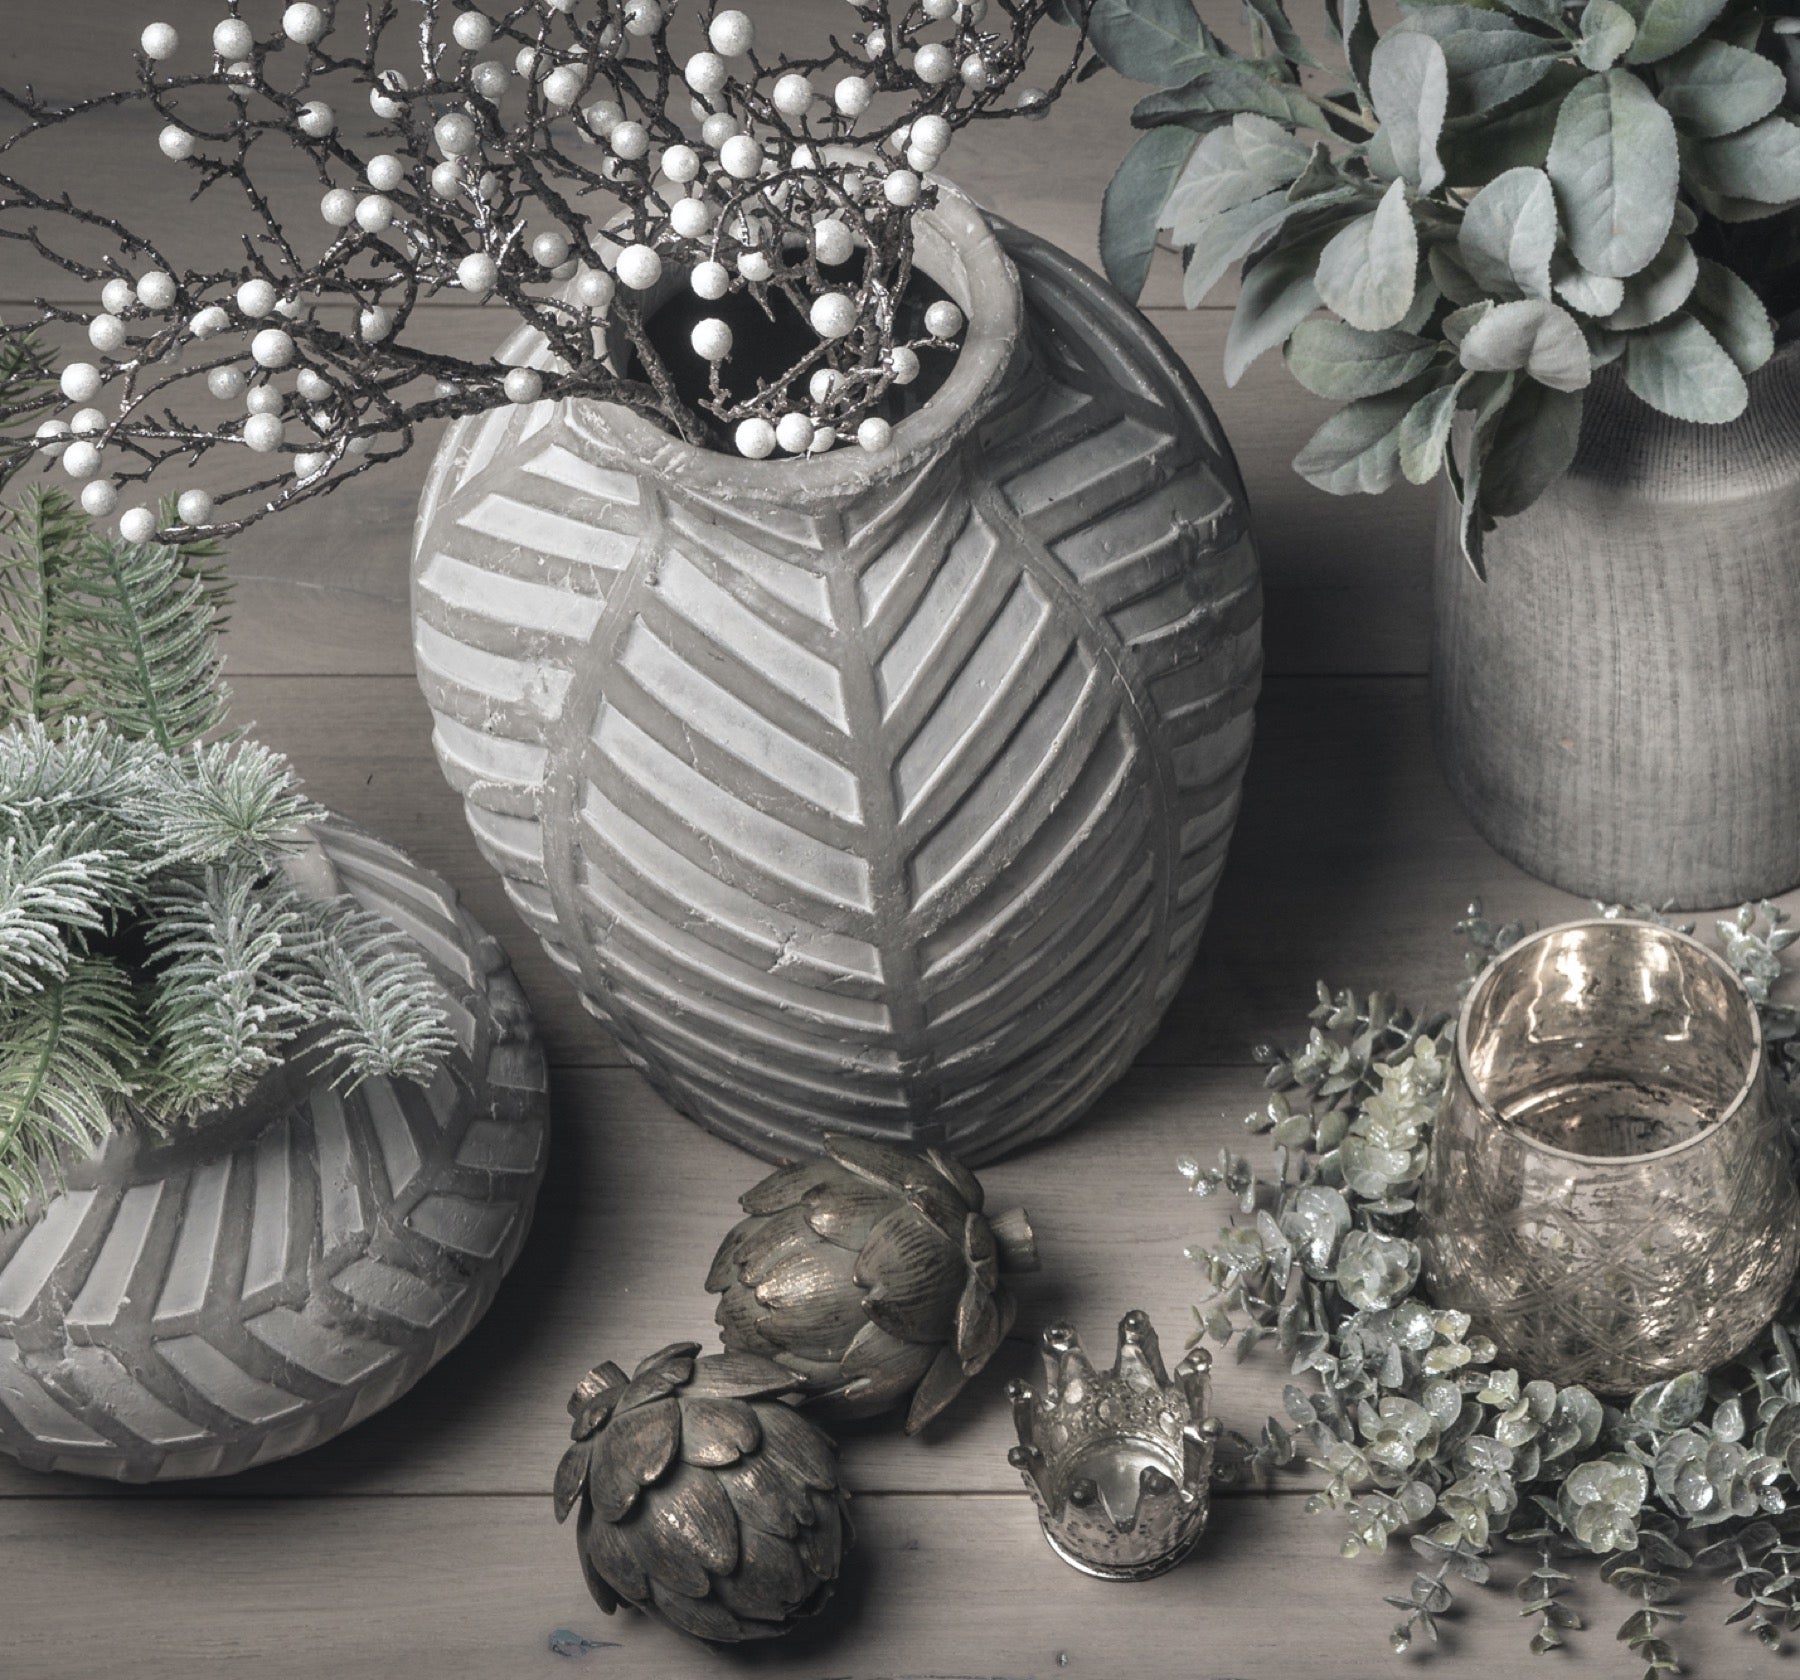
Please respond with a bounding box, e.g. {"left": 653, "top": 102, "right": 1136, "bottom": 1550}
{"left": 286, "top": 900, "right": 456, "bottom": 1087}
{"left": 131, "top": 738, "right": 316, "bottom": 867}
{"left": 0, "top": 0, "right": 1092, "bottom": 543}
{"left": 0, "top": 824, "right": 129, "bottom": 995}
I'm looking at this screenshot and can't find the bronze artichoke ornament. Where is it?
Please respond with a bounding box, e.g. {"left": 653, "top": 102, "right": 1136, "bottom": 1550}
{"left": 706, "top": 1134, "right": 1040, "bottom": 1432}
{"left": 554, "top": 1343, "right": 852, "bottom": 1643}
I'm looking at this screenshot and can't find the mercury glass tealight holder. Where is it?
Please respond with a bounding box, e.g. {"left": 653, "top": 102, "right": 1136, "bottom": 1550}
{"left": 1419, "top": 918, "right": 1800, "bottom": 1394}
{"left": 1007, "top": 1311, "right": 1220, "bottom": 1581}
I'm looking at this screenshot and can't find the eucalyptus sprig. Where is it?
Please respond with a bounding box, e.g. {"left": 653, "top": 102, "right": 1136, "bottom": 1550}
{"left": 1187, "top": 903, "right": 1800, "bottom": 1671}
{"left": 1088, "top": 0, "right": 1800, "bottom": 573}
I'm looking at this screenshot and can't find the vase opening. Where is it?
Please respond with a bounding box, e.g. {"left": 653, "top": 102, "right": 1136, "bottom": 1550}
{"left": 1457, "top": 921, "right": 1762, "bottom": 1163}
{"left": 626, "top": 243, "right": 961, "bottom": 452}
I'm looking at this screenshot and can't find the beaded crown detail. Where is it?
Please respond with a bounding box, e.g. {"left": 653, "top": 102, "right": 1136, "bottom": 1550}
{"left": 1008, "top": 1311, "right": 1220, "bottom": 1581}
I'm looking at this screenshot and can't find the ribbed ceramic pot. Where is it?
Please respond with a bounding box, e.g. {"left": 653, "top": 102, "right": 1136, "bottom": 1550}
{"left": 0, "top": 817, "right": 549, "bottom": 1481}
{"left": 1433, "top": 339, "right": 1800, "bottom": 908}
{"left": 412, "top": 184, "right": 1262, "bottom": 1164}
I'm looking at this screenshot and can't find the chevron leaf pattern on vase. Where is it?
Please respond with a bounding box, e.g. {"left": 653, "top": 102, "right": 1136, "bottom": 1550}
{"left": 0, "top": 818, "right": 550, "bottom": 1482}
{"left": 412, "top": 195, "right": 1261, "bottom": 1164}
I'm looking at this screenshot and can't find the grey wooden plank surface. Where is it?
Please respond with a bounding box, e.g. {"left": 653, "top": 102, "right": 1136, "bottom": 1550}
{"left": 2, "top": 1489, "right": 1774, "bottom": 1680}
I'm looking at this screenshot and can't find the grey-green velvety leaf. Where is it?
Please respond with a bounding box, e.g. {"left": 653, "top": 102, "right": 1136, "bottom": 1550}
{"left": 1286, "top": 319, "right": 1440, "bottom": 398}
{"left": 1437, "top": 67, "right": 1583, "bottom": 186}
{"left": 1178, "top": 191, "right": 1305, "bottom": 307}
{"left": 1393, "top": 9, "right": 1567, "bottom": 117}
{"left": 1398, "top": 380, "right": 1463, "bottom": 483}
{"left": 1341, "top": 0, "right": 1379, "bottom": 94}
{"left": 1288, "top": 141, "right": 1347, "bottom": 200}
{"left": 1429, "top": 242, "right": 1487, "bottom": 305}
{"left": 1623, "top": 311, "right": 1749, "bottom": 420}
{"left": 1454, "top": 371, "right": 1519, "bottom": 578}
{"left": 1577, "top": 0, "right": 1637, "bottom": 70}
{"left": 1133, "top": 62, "right": 1330, "bottom": 133}
{"left": 1100, "top": 126, "right": 1199, "bottom": 302}
{"left": 1554, "top": 264, "right": 1626, "bottom": 315}
{"left": 1371, "top": 34, "right": 1450, "bottom": 192}
{"left": 1314, "top": 178, "right": 1419, "bottom": 330}
{"left": 1457, "top": 166, "right": 1559, "bottom": 298}
{"left": 1496, "top": 0, "right": 1569, "bottom": 25}
{"left": 1480, "top": 381, "right": 1585, "bottom": 515}
{"left": 1235, "top": 111, "right": 1316, "bottom": 178}
{"left": 1686, "top": 258, "right": 1775, "bottom": 375}
{"left": 1604, "top": 231, "right": 1697, "bottom": 329}
{"left": 1655, "top": 41, "right": 1786, "bottom": 138}
{"left": 1085, "top": 0, "right": 1213, "bottom": 87}
{"left": 1161, "top": 123, "right": 1281, "bottom": 231}
{"left": 1623, "top": 0, "right": 1731, "bottom": 65}
{"left": 1242, "top": 0, "right": 1321, "bottom": 68}
{"left": 1443, "top": 299, "right": 1494, "bottom": 347}
{"left": 1292, "top": 389, "right": 1419, "bottom": 494}
{"left": 1458, "top": 298, "right": 1593, "bottom": 389}
{"left": 1546, "top": 69, "right": 1679, "bottom": 277}
{"left": 1685, "top": 117, "right": 1800, "bottom": 206}
{"left": 1224, "top": 219, "right": 1348, "bottom": 384}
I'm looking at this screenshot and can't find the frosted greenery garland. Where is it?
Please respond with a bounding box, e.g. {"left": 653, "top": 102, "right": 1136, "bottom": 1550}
{"left": 1184, "top": 903, "right": 1800, "bottom": 1675}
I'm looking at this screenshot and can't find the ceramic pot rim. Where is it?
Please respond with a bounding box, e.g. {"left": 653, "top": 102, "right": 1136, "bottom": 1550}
{"left": 569, "top": 177, "right": 1023, "bottom": 505}
{"left": 1454, "top": 916, "right": 1765, "bottom": 1167}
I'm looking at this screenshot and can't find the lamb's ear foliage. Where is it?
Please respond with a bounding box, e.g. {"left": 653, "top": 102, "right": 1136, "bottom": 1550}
{"left": 0, "top": 337, "right": 451, "bottom": 1223}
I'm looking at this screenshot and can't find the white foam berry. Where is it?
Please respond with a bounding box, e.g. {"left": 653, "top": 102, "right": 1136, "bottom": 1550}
{"left": 775, "top": 412, "right": 814, "bottom": 453}
{"left": 213, "top": 19, "right": 254, "bottom": 60}
{"left": 735, "top": 417, "right": 776, "bottom": 458}
{"left": 246, "top": 386, "right": 283, "bottom": 415}
{"left": 190, "top": 305, "right": 230, "bottom": 338}
{"left": 691, "top": 318, "right": 733, "bottom": 361}
{"left": 575, "top": 269, "right": 616, "bottom": 309}
{"left": 101, "top": 279, "right": 135, "bottom": 315}
{"left": 708, "top": 10, "right": 754, "bottom": 54}
{"left": 458, "top": 252, "right": 498, "bottom": 293}
{"left": 737, "top": 250, "right": 773, "bottom": 282}
{"left": 719, "top": 135, "right": 762, "bottom": 180}
{"left": 320, "top": 188, "right": 357, "bottom": 226}
{"left": 472, "top": 61, "right": 509, "bottom": 99}
{"left": 243, "top": 412, "right": 285, "bottom": 452}
{"left": 88, "top": 315, "right": 126, "bottom": 353}
{"left": 810, "top": 292, "right": 856, "bottom": 339}
{"left": 431, "top": 162, "right": 464, "bottom": 198}
{"left": 616, "top": 245, "right": 663, "bottom": 290}
{"left": 297, "top": 369, "right": 332, "bottom": 402}
{"left": 159, "top": 124, "right": 196, "bottom": 161}
{"left": 283, "top": 4, "right": 327, "bottom": 44}
{"left": 252, "top": 328, "right": 295, "bottom": 369}
{"left": 813, "top": 220, "right": 854, "bottom": 266}
{"left": 177, "top": 489, "right": 215, "bottom": 524}
{"left": 236, "top": 279, "right": 277, "bottom": 318}
{"left": 925, "top": 300, "right": 964, "bottom": 339}
{"left": 691, "top": 261, "right": 730, "bottom": 301}
{"left": 359, "top": 306, "right": 394, "bottom": 342}
{"left": 772, "top": 74, "right": 814, "bottom": 119}
{"left": 912, "top": 115, "right": 951, "bottom": 158}
{"left": 857, "top": 416, "right": 893, "bottom": 453}
{"left": 452, "top": 11, "right": 494, "bottom": 49}
{"left": 434, "top": 113, "right": 478, "bottom": 156}
{"left": 355, "top": 195, "right": 396, "bottom": 233}
{"left": 60, "top": 364, "right": 102, "bottom": 403}
{"left": 141, "top": 23, "right": 180, "bottom": 59}
{"left": 610, "top": 121, "right": 650, "bottom": 161}
{"left": 366, "top": 154, "right": 406, "bottom": 191}
{"left": 914, "top": 44, "right": 954, "bottom": 83}
{"left": 701, "top": 112, "right": 740, "bottom": 149}
{"left": 208, "top": 367, "right": 247, "bottom": 399}
{"left": 883, "top": 169, "right": 921, "bottom": 207}
{"left": 961, "top": 55, "right": 992, "bottom": 91}
{"left": 623, "top": 0, "right": 663, "bottom": 37}
{"left": 888, "top": 345, "right": 920, "bottom": 384}
{"left": 685, "top": 52, "right": 727, "bottom": 96}
{"left": 62, "top": 441, "right": 101, "bottom": 480}
{"left": 834, "top": 76, "right": 873, "bottom": 117}
{"left": 669, "top": 197, "right": 714, "bottom": 239}
{"left": 545, "top": 66, "right": 585, "bottom": 106}
{"left": 297, "top": 101, "right": 335, "bottom": 137}
{"left": 503, "top": 367, "right": 543, "bottom": 403}
{"left": 532, "top": 230, "right": 572, "bottom": 267}
{"left": 80, "top": 480, "right": 119, "bottom": 517}
{"left": 119, "top": 508, "right": 158, "bottom": 544}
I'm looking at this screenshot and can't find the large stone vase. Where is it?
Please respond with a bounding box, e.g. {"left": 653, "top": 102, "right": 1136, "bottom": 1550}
{"left": 411, "top": 185, "right": 1262, "bottom": 1164}
{"left": 0, "top": 818, "right": 548, "bottom": 1481}
{"left": 1433, "top": 340, "right": 1800, "bottom": 908}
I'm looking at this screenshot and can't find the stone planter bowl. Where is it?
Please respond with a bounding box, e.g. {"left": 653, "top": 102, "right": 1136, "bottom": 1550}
{"left": 412, "top": 182, "right": 1262, "bottom": 1164}
{"left": 0, "top": 817, "right": 549, "bottom": 1481}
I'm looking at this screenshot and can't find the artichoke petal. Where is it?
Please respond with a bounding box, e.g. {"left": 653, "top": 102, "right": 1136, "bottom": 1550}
{"left": 905, "top": 1342, "right": 973, "bottom": 1434}
{"left": 705, "top": 1221, "right": 755, "bottom": 1293}
{"left": 839, "top": 1319, "right": 938, "bottom": 1388}
{"left": 589, "top": 1396, "right": 680, "bottom": 1521}
{"left": 903, "top": 1179, "right": 970, "bottom": 1241}
{"left": 619, "top": 1350, "right": 696, "bottom": 1412}
{"left": 800, "top": 1173, "right": 894, "bottom": 1249}
{"left": 578, "top": 1500, "right": 640, "bottom": 1606}
{"left": 739, "top": 1156, "right": 837, "bottom": 1217}
{"left": 713, "top": 1284, "right": 784, "bottom": 1358}
{"left": 795, "top": 1488, "right": 848, "bottom": 1581}
{"left": 568, "top": 1361, "right": 629, "bottom": 1428}
{"left": 824, "top": 1131, "right": 925, "bottom": 1193}
{"left": 927, "top": 1145, "right": 985, "bottom": 1212}
{"left": 755, "top": 1397, "right": 841, "bottom": 1492}
{"left": 684, "top": 1350, "right": 802, "bottom": 1401}
{"left": 679, "top": 1397, "right": 762, "bottom": 1467}
{"left": 713, "top": 1520, "right": 812, "bottom": 1622}
{"left": 953, "top": 1270, "right": 1003, "bottom": 1375}
{"left": 751, "top": 1246, "right": 868, "bottom": 1351}
{"left": 648, "top": 1460, "right": 740, "bottom": 1579}
{"left": 649, "top": 1577, "right": 748, "bottom": 1643}
{"left": 731, "top": 1205, "right": 821, "bottom": 1288}
{"left": 716, "top": 1450, "right": 814, "bottom": 1539}
{"left": 855, "top": 1208, "right": 964, "bottom": 1341}
{"left": 964, "top": 1211, "right": 999, "bottom": 1292}
{"left": 554, "top": 1440, "right": 591, "bottom": 1524}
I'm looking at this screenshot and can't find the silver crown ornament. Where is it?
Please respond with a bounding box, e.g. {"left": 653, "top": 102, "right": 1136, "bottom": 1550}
{"left": 1007, "top": 1311, "right": 1221, "bottom": 1581}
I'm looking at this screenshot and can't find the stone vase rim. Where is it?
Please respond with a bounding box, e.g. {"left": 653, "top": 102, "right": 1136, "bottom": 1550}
{"left": 569, "top": 177, "right": 1024, "bottom": 507}
{"left": 1454, "top": 916, "right": 1765, "bottom": 1169}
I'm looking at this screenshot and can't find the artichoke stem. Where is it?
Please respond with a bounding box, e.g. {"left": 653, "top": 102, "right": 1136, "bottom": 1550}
{"left": 989, "top": 1206, "right": 1040, "bottom": 1274}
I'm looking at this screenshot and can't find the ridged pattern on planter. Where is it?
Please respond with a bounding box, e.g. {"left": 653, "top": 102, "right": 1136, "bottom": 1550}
{"left": 413, "top": 219, "right": 1261, "bottom": 1163}
{"left": 0, "top": 819, "right": 550, "bottom": 1482}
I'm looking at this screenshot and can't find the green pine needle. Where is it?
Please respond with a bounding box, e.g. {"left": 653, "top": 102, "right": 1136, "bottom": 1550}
{"left": 289, "top": 903, "right": 456, "bottom": 1088}
{"left": 0, "top": 824, "right": 128, "bottom": 995}
{"left": 134, "top": 738, "right": 316, "bottom": 867}
{"left": 0, "top": 958, "right": 139, "bottom": 1219}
